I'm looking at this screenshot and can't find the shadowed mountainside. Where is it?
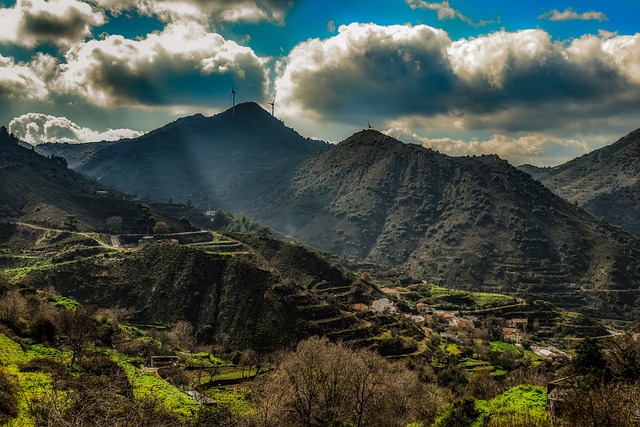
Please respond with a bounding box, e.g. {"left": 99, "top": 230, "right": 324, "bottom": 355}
{"left": 520, "top": 127, "right": 640, "bottom": 237}
{"left": 256, "top": 130, "right": 640, "bottom": 318}
{"left": 36, "top": 102, "right": 327, "bottom": 211}
{"left": 32, "top": 112, "right": 640, "bottom": 319}
{"left": 0, "top": 126, "right": 181, "bottom": 234}
{"left": 22, "top": 238, "right": 420, "bottom": 352}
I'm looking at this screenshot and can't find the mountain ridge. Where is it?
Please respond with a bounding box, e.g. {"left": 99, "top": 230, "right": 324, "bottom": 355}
{"left": 520, "top": 127, "right": 640, "bottom": 236}
{"left": 30, "top": 109, "right": 640, "bottom": 319}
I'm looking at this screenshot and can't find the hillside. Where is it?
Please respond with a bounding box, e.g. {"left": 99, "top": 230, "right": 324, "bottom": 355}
{"left": 36, "top": 102, "right": 327, "bottom": 211}
{"left": 257, "top": 130, "right": 640, "bottom": 319}
{"left": 32, "top": 111, "right": 640, "bottom": 319}
{"left": 520, "top": 127, "right": 640, "bottom": 236}
{"left": 17, "top": 236, "right": 417, "bottom": 352}
{"left": 0, "top": 126, "right": 182, "bottom": 234}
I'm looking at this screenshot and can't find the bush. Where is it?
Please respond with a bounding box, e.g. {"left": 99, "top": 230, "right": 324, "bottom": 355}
{"left": 0, "top": 369, "right": 19, "bottom": 424}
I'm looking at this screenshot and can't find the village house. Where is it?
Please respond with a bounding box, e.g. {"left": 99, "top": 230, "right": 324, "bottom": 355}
{"left": 533, "top": 347, "right": 570, "bottom": 363}
{"left": 436, "top": 311, "right": 456, "bottom": 323}
{"left": 416, "top": 302, "right": 432, "bottom": 313}
{"left": 370, "top": 298, "right": 396, "bottom": 313}
{"left": 411, "top": 315, "right": 426, "bottom": 326}
{"left": 380, "top": 287, "right": 401, "bottom": 299}
{"left": 452, "top": 317, "right": 472, "bottom": 329}
{"left": 352, "top": 303, "right": 369, "bottom": 312}
{"left": 502, "top": 327, "right": 523, "bottom": 343}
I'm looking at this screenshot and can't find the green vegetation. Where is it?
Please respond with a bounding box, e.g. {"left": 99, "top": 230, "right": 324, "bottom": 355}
{"left": 0, "top": 333, "right": 27, "bottom": 365}
{"left": 120, "top": 361, "right": 200, "bottom": 417}
{"left": 489, "top": 341, "right": 520, "bottom": 355}
{"left": 407, "top": 283, "right": 518, "bottom": 309}
{"left": 476, "top": 385, "right": 549, "bottom": 426}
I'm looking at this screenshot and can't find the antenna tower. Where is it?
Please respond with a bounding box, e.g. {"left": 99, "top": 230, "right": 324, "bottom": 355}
{"left": 229, "top": 83, "right": 236, "bottom": 116}
{"left": 268, "top": 98, "right": 275, "bottom": 116}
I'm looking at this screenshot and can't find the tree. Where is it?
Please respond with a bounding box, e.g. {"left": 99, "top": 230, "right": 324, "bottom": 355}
{"left": 572, "top": 337, "right": 609, "bottom": 384}
{"left": 248, "top": 337, "right": 429, "bottom": 427}
{"left": 106, "top": 216, "right": 123, "bottom": 232}
{"left": 434, "top": 398, "right": 480, "bottom": 427}
{"left": 153, "top": 221, "right": 169, "bottom": 234}
{"left": 58, "top": 308, "right": 99, "bottom": 366}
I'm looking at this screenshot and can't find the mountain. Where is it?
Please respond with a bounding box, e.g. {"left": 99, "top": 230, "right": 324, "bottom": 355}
{"left": 0, "top": 126, "right": 181, "bottom": 234}
{"left": 254, "top": 130, "right": 640, "bottom": 318}
{"left": 36, "top": 102, "right": 327, "bottom": 211}
{"left": 520, "top": 127, "right": 640, "bottom": 237}
{"left": 0, "top": 124, "right": 420, "bottom": 354}
{"left": 34, "top": 109, "right": 640, "bottom": 319}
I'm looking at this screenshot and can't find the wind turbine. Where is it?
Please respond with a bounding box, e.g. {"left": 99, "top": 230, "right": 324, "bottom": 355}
{"left": 229, "top": 83, "right": 237, "bottom": 116}
{"left": 268, "top": 98, "right": 275, "bottom": 116}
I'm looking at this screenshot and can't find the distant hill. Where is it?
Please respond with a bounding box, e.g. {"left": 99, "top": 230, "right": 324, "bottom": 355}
{"left": 256, "top": 130, "right": 640, "bottom": 319}
{"left": 0, "top": 126, "right": 182, "bottom": 234}
{"left": 36, "top": 102, "right": 327, "bottom": 211}
{"left": 520, "top": 127, "right": 640, "bottom": 237}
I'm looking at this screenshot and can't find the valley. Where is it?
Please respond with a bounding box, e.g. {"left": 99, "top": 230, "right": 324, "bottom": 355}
{"left": 2, "top": 107, "right": 640, "bottom": 426}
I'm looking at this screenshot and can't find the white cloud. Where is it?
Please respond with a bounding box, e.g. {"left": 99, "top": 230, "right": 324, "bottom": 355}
{"left": 275, "top": 23, "right": 454, "bottom": 121}
{"left": 386, "top": 127, "right": 591, "bottom": 166}
{"left": 0, "top": 0, "right": 104, "bottom": 48}
{"left": 277, "top": 24, "right": 640, "bottom": 136}
{"left": 58, "top": 22, "right": 269, "bottom": 107}
{"left": 539, "top": 8, "right": 608, "bottom": 22}
{"left": 9, "top": 112, "right": 143, "bottom": 145}
{"left": 406, "top": 0, "right": 494, "bottom": 27}
{"left": 0, "top": 53, "right": 50, "bottom": 100}
{"left": 95, "top": 0, "right": 297, "bottom": 24}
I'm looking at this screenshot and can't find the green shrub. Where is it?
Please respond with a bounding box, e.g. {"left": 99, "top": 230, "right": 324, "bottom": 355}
{"left": 0, "top": 369, "right": 19, "bottom": 424}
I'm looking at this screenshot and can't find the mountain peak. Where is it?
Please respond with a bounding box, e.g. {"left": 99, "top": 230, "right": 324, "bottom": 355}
{"left": 219, "top": 101, "right": 271, "bottom": 118}
{"left": 343, "top": 129, "right": 402, "bottom": 147}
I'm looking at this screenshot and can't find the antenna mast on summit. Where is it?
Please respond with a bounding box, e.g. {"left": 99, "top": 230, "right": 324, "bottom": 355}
{"left": 229, "top": 83, "right": 237, "bottom": 116}
{"left": 268, "top": 98, "right": 275, "bottom": 116}
{"left": 367, "top": 118, "right": 372, "bottom": 129}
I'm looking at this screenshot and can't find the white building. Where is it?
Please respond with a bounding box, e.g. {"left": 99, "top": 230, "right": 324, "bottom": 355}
{"left": 370, "top": 298, "right": 396, "bottom": 313}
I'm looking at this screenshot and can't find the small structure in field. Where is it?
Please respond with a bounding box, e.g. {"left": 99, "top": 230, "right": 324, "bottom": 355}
{"left": 149, "top": 355, "right": 179, "bottom": 368}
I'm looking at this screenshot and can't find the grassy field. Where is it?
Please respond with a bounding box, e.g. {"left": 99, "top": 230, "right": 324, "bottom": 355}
{"left": 408, "top": 283, "right": 518, "bottom": 309}
{"left": 475, "top": 385, "right": 549, "bottom": 425}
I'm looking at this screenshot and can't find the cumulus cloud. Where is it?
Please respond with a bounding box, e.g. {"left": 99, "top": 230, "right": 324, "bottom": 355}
{"left": 0, "top": 0, "right": 104, "bottom": 48}
{"left": 386, "top": 127, "right": 591, "bottom": 166}
{"left": 539, "top": 8, "right": 607, "bottom": 22}
{"left": 0, "top": 53, "right": 52, "bottom": 100}
{"left": 276, "top": 24, "right": 640, "bottom": 134}
{"left": 406, "top": 0, "right": 494, "bottom": 27}
{"left": 95, "top": 0, "right": 297, "bottom": 24}
{"left": 276, "top": 23, "right": 456, "bottom": 121}
{"left": 58, "top": 22, "right": 269, "bottom": 107}
{"left": 9, "top": 112, "right": 143, "bottom": 145}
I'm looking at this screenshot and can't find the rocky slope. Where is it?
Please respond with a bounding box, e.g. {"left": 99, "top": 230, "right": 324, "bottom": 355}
{"left": 258, "top": 130, "right": 640, "bottom": 318}
{"left": 0, "top": 126, "right": 180, "bottom": 234}
{"left": 521, "top": 127, "right": 640, "bottom": 236}
{"left": 22, "top": 239, "right": 410, "bottom": 352}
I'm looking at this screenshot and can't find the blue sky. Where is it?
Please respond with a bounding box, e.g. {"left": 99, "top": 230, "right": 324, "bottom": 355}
{"left": 1, "top": 0, "right": 639, "bottom": 165}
